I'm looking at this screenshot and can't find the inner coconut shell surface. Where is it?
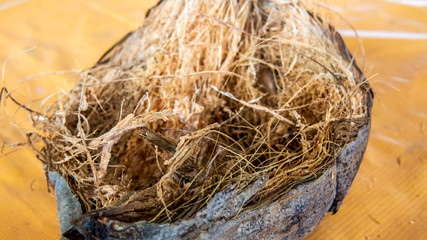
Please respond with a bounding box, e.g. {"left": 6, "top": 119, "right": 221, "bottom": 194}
{"left": 32, "top": 0, "right": 370, "bottom": 225}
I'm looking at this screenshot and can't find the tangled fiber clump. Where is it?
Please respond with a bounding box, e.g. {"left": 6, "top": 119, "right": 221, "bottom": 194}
{"left": 30, "top": 0, "right": 370, "bottom": 224}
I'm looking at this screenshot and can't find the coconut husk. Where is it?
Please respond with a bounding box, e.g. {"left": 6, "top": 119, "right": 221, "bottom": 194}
{"left": 27, "top": 0, "right": 372, "bottom": 239}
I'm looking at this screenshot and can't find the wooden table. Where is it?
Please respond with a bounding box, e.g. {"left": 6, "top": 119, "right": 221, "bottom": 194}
{"left": 0, "top": 0, "right": 425, "bottom": 239}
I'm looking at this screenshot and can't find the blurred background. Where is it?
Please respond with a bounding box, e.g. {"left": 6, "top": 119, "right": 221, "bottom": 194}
{"left": 0, "top": 0, "right": 425, "bottom": 239}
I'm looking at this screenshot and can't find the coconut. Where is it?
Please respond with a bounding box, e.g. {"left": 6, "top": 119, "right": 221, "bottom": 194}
{"left": 29, "top": 0, "right": 372, "bottom": 239}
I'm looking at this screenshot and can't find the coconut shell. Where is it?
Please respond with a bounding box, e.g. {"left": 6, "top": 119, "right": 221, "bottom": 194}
{"left": 45, "top": 0, "right": 374, "bottom": 239}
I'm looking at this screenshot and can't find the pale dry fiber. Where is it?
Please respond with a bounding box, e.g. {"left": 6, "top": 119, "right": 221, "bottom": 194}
{"left": 27, "top": 0, "right": 370, "bottom": 228}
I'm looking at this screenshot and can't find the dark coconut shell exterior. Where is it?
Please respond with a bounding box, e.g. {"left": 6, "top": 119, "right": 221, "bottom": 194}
{"left": 47, "top": 1, "right": 373, "bottom": 239}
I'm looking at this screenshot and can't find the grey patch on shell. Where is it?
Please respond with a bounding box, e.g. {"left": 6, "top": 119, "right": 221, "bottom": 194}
{"left": 48, "top": 171, "right": 83, "bottom": 240}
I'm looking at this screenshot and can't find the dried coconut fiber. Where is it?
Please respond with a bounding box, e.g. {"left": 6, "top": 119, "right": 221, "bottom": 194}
{"left": 27, "top": 0, "right": 372, "bottom": 239}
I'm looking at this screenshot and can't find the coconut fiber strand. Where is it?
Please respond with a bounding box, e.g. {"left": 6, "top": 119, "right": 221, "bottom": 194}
{"left": 27, "top": 0, "right": 370, "bottom": 228}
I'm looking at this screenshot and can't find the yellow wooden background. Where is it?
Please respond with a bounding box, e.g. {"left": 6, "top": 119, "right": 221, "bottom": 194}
{"left": 0, "top": 0, "right": 425, "bottom": 239}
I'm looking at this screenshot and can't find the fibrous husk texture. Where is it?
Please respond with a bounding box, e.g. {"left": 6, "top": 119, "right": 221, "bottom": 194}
{"left": 33, "top": 0, "right": 370, "bottom": 224}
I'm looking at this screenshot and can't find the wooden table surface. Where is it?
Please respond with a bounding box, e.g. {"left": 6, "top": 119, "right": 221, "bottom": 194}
{"left": 0, "top": 0, "right": 426, "bottom": 239}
